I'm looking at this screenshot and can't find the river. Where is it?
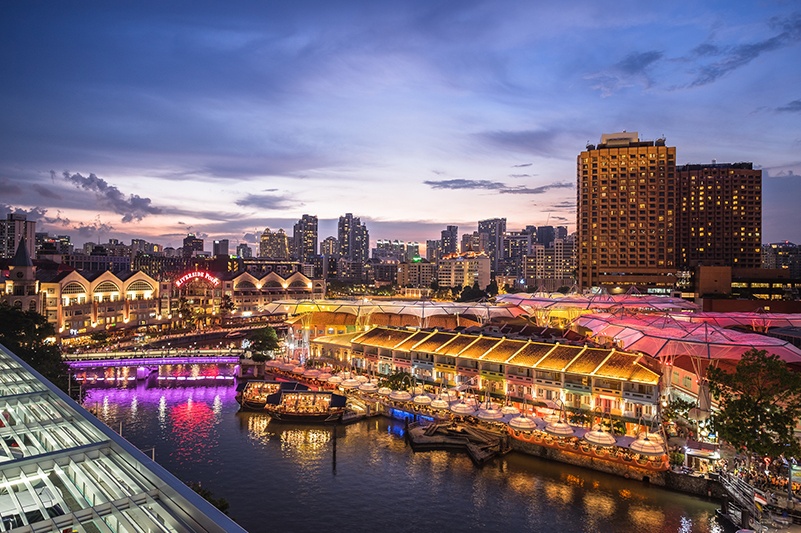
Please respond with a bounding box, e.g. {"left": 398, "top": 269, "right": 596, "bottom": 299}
{"left": 84, "top": 383, "right": 730, "bottom": 533}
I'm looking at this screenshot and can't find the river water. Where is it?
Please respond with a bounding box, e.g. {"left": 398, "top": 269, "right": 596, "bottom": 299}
{"left": 84, "top": 383, "right": 730, "bottom": 533}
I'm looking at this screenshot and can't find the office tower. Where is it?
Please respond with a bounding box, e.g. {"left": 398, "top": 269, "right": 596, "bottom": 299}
{"left": 212, "top": 239, "right": 230, "bottom": 256}
{"left": 259, "top": 228, "right": 290, "bottom": 259}
{"left": 676, "top": 162, "right": 761, "bottom": 269}
{"left": 236, "top": 243, "right": 252, "bottom": 258}
{"left": 425, "top": 239, "right": 441, "bottom": 262}
{"left": 441, "top": 225, "right": 459, "bottom": 255}
{"left": 461, "top": 231, "right": 488, "bottom": 254}
{"left": 478, "top": 218, "right": 506, "bottom": 274}
{"left": 1, "top": 213, "right": 36, "bottom": 259}
{"left": 577, "top": 132, "right": 676, "bottom": 291}
{"left": 763, "top": 241, "right": 801, "bottom": 278}
{"left": 182, "top": 233, "right": 204, "bottom": 258}
{"left": 536, "top": 226, "right": 555, "bottom": 246}
{"left": 320, "top": 236, "right": 339, "bottom": 257}
{"left": 293, "top": 214, "right": 318, "bottom": 263}
{"left": 337, "top": 213, "right": 369, "bottom": 263}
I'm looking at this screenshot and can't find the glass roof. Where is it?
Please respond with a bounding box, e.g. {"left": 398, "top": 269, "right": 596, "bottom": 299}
{"left": 0, "top": 344, "right": 245, "bottom": 532}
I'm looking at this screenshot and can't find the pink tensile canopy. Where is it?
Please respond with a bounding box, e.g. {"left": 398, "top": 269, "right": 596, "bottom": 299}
{"left": 671, "top": 311, "right": 801, "bottom": 330}
{"left": 573, "top": 313, "right": 801, "bottom": 366}
{"left": 496, "top": 293, "right": 699, "bottom": 312}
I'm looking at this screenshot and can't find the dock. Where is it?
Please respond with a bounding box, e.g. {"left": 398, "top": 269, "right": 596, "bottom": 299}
{"left": 405, "top": 421, "right": 510, "bottom": 466}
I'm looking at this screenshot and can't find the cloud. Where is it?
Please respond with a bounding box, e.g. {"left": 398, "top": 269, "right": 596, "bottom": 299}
{"left": 587, "top": 50, "right": 663, "bottom": 96}
{"left": 551, "top": 201, "right": 576, "bottom": 209}
{"left": 423, "top": 179, "right": 507, "bottom": 191}
{"left": 511, "top": 163, "right": 532, "bottom": 168}
{"left": 74, "top": 219, "right": 115, "bottom": 238}
{"left": 235, "top": 192, "right": 299, "bottom": 210}
{"left": 500, "top": 182, "right": 574, "bottom": 195}
{"left": 688, "top": 13, "right": 801, "bottom": 87}
{"left": 777, "top": 99, "right": 801, "bottom": 113}
{"left": 424, "top": 179, "right": 573, "bottom": 196}
{"left": 0, "top": 178, "right": 23, "bottom": 195}
{"left": 508, "top": 174, "right": 531, "bottom": 178}
{"left": 43, "top": 210, "right": 71, "bottom": 227}
{"left": 62, "top": 171, "right": 162, "bottom": 222}
{"left": 32, "top": 184, "right": 61, "bottom": 199}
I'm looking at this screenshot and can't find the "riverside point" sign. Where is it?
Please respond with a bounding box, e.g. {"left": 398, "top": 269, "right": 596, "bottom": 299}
{"left": 175, "top": 271, "right": 221, "bottom": 288}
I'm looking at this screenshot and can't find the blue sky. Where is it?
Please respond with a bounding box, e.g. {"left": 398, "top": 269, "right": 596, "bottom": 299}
{"left": 2, "top": 1, "right": 800, "bottom": 249}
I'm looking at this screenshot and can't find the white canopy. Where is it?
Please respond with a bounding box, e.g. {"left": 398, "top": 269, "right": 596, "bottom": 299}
{"left": 413, "top": 395, "right": 432, "bottom": 405}
{"left": 584, "top": 430, "right": 616, "bottom": 446}
{"left": 389, "top": 390, "right": 412, "bottom": 401}
{"left": 508, "top": 416, "right": 539, "bottom": 430}
{"left": 544, "top": 420, "right": 574, "bottom": 437}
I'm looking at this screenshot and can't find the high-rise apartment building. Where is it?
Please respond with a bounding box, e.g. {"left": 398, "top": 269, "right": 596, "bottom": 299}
{"left": 320, "top": 236, "right": 339, "bottom": 257}
{"left": 182, "top": 233, "right": 204, "bottom": 258}
{"left": 1, "top": 213, "right": 36, "bottom": 259}
{"left": 425, "top": 239, "right": 441, "bottom": 262}
{"left": 763, "top": 241, "right": 801, "bottom": 279}
{"left": 577, "top": 132, "right": 676, "bottom": 291}
{"left": 292, "top": 214, "right": 318, "bottom": 263}
{"left": 337, "top": 213, "right": 369, "bottom": 264}
{"left": 676, "top": 162, "right": 761, "bottom": 269}
{"left": 436, "top": 252, "right": 491, "bottom": 291}
{"left": 441, "top": 225, "right": 459, "bottom": 255}
{"left": 461, "top": 231, "right": 487, "bottom": 254}
{"left": 478, "top": 218, "right": 506, "bottom": 274}
{"left": 259, "top": 228, "right": 290, "bottom": 259}
{"left": 500, "top": 231, "right": 533, "bottom": 278}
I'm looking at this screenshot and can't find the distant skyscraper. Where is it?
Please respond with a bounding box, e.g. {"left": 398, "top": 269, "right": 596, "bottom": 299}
{"left": 536, "top": 226, "right": 555, "bottom": 247}
{"left": 292, "top": 214, "right": 318, "bottom": 263}
{"left": 461, "top": 231, "right": 487, "bottom": 254}
{"left": 425, "top": 239, "right": 441, "bottom": 262}
{"left": 578, "top": 132, "right": 676, "bottom": 291}
{"left": 236, "top": 243, "right": 252, "bottom": 258}
{"left": 441, "top": 225, "right": 458, "bottom": 255}
{"left": 337, "top": 213, "right": 369, "bottom": 263}
{"left": 676, "top": 162, "right": 762, "bottom": 269}
{"left": 259, "top": 228, "right": 290, "bottom": 259}
{"left": 477, "top": 218, "right": 506, "bottom": 274}
{"left": 1, "top": 213, "right": 36, "bottom": 259}
{"left": 321, "top": 236, "right": 339, "bottom": 257}
{"left": 212, "top": 239, "right": 229, "bottom": 256}
{"left": 182, "top": 233, "right": 204, "bottom": 258}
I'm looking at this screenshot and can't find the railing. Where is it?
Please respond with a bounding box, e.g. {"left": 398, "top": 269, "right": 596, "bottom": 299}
{"left": 66, "top": 355, "right": 241, "bottom": 368}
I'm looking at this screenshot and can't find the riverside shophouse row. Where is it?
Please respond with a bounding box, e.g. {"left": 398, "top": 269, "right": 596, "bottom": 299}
{"left": 312, "top": 326, "right": 662, "bottom": 422}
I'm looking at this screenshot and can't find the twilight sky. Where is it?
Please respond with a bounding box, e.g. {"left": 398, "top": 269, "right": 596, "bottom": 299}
{"left": 2, "top": 1, "right": 800, "bottom": 250}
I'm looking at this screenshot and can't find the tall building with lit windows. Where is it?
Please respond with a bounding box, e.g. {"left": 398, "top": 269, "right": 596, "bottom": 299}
{"left": 676, "top": 162, "right": 762, "bottom": 269}
{"left": 577, "top": 132, "right": 676, "bottom": 292}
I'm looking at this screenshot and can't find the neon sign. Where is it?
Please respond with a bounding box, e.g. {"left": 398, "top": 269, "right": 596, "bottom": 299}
{"left": 175, "top": 271, "right": 221, "bottom": 288}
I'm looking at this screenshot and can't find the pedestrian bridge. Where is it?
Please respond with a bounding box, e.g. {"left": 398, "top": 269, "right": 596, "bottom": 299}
{"left": 64, "top": 352, "right": 242, "bottom": 368}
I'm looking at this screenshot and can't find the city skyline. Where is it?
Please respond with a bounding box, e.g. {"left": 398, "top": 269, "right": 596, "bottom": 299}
{"left": 2, "top": 1, "right": 800, "bottom": 249}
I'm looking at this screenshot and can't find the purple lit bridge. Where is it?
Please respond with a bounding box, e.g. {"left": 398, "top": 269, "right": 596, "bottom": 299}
{"left": 65, "top": 354, "right": 242, "bottom": 369}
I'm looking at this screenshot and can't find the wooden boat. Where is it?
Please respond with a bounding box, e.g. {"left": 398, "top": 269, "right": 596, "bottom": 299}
{"left": 236, "top": 380, "right": 310, "bottom": 411}
{"left": 262, "top": 389, "right": 349, "bottom": 423}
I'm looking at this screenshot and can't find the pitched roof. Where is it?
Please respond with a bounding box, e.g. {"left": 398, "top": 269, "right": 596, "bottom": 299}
{"left": 10, "top": 237, "right": 33, "bottom": 267}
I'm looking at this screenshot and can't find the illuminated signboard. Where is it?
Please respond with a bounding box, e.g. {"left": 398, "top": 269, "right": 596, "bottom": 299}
{"left": 175, "top": 271, "right": 221, "bottom": 288}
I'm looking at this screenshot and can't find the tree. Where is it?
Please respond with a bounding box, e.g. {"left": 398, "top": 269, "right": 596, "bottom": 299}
{"left": 485, "top": 279, "right": 499, "bottom": 297}
{"left": 707, "top": 348, "right": 801, "bottom": 458}
{"left": 247, "top": 326, "right": 281, "bottom": 362}
{"left": 0, "top": 303, "right": 80, "bottom": 399}
{"left": 218, "top": 294, "right": 235, "bottom": 325}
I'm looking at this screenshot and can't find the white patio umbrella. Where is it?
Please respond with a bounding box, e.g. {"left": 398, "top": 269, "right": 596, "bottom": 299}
{"left": 358, "top": 382, "right": 378, "bottom": 392}
{"left": 450, "top": 402, "right": 476, "bottom": 415}
{"left": 501, "top": 405, "right": 520, "bottom": 416}
{"left": 584, "top": 429, "right": 617, "bottom": 446}
{"left": 629, "top": 436, "right": 665, "bottom": 456}
{"left": 327, "top": 375, "right": 343, "bottom": 384}
{"left": 413, "top": 394, "right": 432, "bottom": 405}
{"left": 430, "top": 398, "right": 450, "bottom": 409}
{"left": 355, "top": 375, "right": 369, "bottom": 383}
{"left": 389, "top": 390, "right": 412, "bottom": 401}
{"left": 545, "top": 420, "right": 574, "bottom": 437}
{"left": 477, "top": 408, "right": 503, "bottom": 420}
{"left": 303, "top": 369, "right": 320, "bottom": 378}
{"left": 509, "top": 416, "right": 539, "bottom": 431}
{"left": 317, "top": 372, "right": 332, "bottom": 381}
{"left": 340, "top": 378, "right": 361, "bottom": 389}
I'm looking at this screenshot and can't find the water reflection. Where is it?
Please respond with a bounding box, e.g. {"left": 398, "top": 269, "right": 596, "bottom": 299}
{"left": 83, "top": 385, "right": 727, "bottom": 533}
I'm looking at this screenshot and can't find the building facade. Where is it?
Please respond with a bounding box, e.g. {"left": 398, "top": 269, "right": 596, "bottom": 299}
{"left": 292, "top": 214, "right": 318, "bottom": 263}
{"left": 337, "top": 213, "right": 369, "bottom": 264}
{"left": 259, "top": 228, "right": 291, "bottom": 260}
{"left": 1, "top": 213, "right": 37, "bottom": 259}
{"left": 676, "top": 162, "right": 762, "bottom": 269}
{"left": 478, "top": 218, "right": 506, "bottom": 275}
{"left": 578, "top": 132, "right": 677, "bottom": 292}
{"left": 436, "top": 252, "right": 491, "bottom": 290}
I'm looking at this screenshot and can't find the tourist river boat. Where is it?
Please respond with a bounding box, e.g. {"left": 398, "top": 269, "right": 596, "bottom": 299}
{"left": 262, "top": 388, "right": 349, "bottom": 423}
{"left": 236, "top": 380, "right": 310, "bottom": 411}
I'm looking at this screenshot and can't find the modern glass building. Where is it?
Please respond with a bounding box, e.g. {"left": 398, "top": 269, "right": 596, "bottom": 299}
{"left": 0, "top": 343, "right": 246, "bottom": 532}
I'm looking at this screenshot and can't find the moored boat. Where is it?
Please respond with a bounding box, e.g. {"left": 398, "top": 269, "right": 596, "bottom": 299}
{"left": 236, "top": 380, "right": 310, "bottom": 411}
{"left": 262, "top": 389, "right": 348, "bottom": 423}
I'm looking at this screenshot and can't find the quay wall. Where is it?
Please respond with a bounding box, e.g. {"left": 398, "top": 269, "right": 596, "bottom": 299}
{"left": 510, "top": 439, "right": 668, "bottom": 486}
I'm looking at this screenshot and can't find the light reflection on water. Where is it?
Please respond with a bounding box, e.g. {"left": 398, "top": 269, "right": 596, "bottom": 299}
{"left": 85, "top": 385, "right": 730, "bottom": 533}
